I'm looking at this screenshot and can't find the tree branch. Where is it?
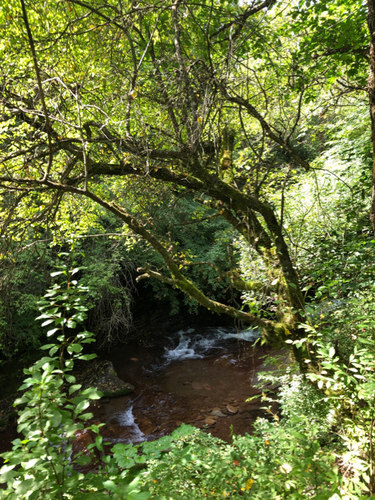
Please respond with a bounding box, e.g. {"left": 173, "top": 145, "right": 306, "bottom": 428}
{"left": 19, "top": 0, "right": 53, "bottom": 180}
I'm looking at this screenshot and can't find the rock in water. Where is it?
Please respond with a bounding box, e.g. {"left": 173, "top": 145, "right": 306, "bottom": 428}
{"left": 226, "top": 404, "right": 238, "bottom": 414}
{"left": 77, "top": 360, "right": 135, "bottom": 398}
{"left": 210, "top": 407, "right": 226, "bottom": 417}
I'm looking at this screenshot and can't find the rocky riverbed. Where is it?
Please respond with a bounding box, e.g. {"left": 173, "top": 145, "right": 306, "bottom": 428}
{"left": 0, "top": 326, "right": 285, "bottom": 458}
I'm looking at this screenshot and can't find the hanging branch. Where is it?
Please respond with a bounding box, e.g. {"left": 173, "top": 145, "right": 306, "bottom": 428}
{"left": 20, "top": 0, "right": 54, "bottom": 180}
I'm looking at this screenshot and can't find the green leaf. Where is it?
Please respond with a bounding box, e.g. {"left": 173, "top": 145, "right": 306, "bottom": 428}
{"left": 74, "top": 455, "right": 91, "bottom": 466}
{"left": 50, "top": 270, "right": 67, "bottom": 277}
{"left": 41, "top": 319, "right": 55, "bottom": 327}
{"left": 78, "top": 353, "right": 97, "bottom": 361}
{"left": 69, "top": 384, "right": 82, "bottom": 395}
{"left": 48, "top": 346, "right": 59, "bottom": 356}
{"left": 51, "top": 411, "right": 62, "bottom": 427}
{"left": 74, "top": 400, "right": 90, "bottom": 414}
{"left": 67, "top": 343, "right": 83, "bottom": 354}
{"left": 171, "top": 423, "right": 197, "bottom": 439}
{"left": 40, "top": 344, "right": 56, "bottom": 350}
{"left": 79, "top": 412, "right": 94, "bottom": 421}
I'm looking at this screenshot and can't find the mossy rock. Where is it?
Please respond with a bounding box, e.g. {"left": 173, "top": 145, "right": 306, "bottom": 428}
{"left": 77, "top": 360, "right": 134, "bottom": 398}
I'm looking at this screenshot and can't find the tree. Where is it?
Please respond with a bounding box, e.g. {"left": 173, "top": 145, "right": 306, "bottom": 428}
{"left": 0, "top": 0, "right": 369, "bottom": 352}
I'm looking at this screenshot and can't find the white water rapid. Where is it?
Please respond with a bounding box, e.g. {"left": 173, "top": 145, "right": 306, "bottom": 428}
{"left": 163, "top": 326, "right": 259, "bottom": 364}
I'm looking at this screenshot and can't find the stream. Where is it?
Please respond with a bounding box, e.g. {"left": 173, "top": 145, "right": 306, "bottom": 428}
{"left": 0, "top": 325, "right": 280, "bottom": 458}
{"left": 93, "top": 326, "right": 277, "bottom": 445}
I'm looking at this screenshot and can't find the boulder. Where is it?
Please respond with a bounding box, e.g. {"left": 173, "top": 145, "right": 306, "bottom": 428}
{"left": 77, "top": 360, "right": 135, "bottom": 398}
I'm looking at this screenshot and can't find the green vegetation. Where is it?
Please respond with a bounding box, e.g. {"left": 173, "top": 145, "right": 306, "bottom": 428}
{"left": 2, "top": 272, "right": 375, "bottom": 497}
{"left": 2, "top": 0, "right": 375, "bottom": 497}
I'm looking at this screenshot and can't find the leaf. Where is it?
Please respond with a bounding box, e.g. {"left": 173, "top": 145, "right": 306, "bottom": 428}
{"left": 171, "top": 423, "right": 196, "bottom": 439}
{"left": 328, "top": 346, "right": 336, "bottom": 358}
{"left": 246, "top": 394, "right": 261, "bottom": 402}
{"left": 21, "top": 458, "right": 39, "bottom": 469}
{"left": 80, "top": 387, "right": 102, "bottom": 399}
{"left": 67, "top": 343, "right": 83, "bottom": 354}
{"left": 50, "top": 270, "right": 66, "bottom": 277}
{"left": 48, "top": 346, "right": 59, "bottom": 356}
{"left": 95, "top": 435, "right": 104, "bottom": 451}
{"left": 51, "top": 411, "right": 62, "bottom": 427}
{"left": 112, "top": 443, "right": 139, "bottom": 468}
{"left": 46, "top": 328, "right": 59, "bottom": 337}
{"left": 41, "top": 319, "right": 55, "bottom": 327}
{"left": 40, "top": 344, "right": 56, "bottom": 350}
{"left": 69, "top": 384, "right": 82, "bottom": 395}
{"left": 74, "top": 400, "right": 90, "bottom": 414}
{"left": 70, "top": 267, "right": 83, "bottom": 275}
{"left": 74, "top": 455, "right": 91, "bottom": 466}
{"left": 79, "top": 412, "right": 94, "bottom": 421}
{"left": 127, "top": 493, "right": 150, "bottom": 500}
{"left": 78, "top": 353, "right": 97, "bottom": 361}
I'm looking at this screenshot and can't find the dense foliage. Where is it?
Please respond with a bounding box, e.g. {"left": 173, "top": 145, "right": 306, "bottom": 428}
{"left": 2, "top": 0, "right": 375, "bottom": 497}
{"left": 4, "top": 0, "right": 369, "bottom": 344}
{"left": 2, "top": 271, "right": 375, "bottom": 497}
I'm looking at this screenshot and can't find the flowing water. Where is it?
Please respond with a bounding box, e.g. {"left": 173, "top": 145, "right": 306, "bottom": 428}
{"left": 93, "top": 326, "right": 278, "bottom": 444}
{"left": 0, "top": 326, "right": 281, "bottom": 457}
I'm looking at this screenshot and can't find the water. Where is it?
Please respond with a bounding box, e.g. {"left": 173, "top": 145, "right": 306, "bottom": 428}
{"left": 94, "top": 326, "right": 273, "bottom": 445}
{"left": 0, "top": 326, "right": 278, "bottom": 455}
{"left": 163, "top": 327, "right": 259, "bottom": 364}
{"left": 114, "top": 405, "right": 145, "bottom": 443}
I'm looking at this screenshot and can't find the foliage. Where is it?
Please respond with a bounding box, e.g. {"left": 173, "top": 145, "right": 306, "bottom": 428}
{"left": 1, "top": 0, "right": 375, "bottom": 497}
{"left": 2, "top": 259, "right": 375, "bottom": 498}
{"left": 234, "top": 97, "right": 373, "bottom": 321}
{"left": 0, "top": 222, "right": 136, "bottom": 357}
{"left": 305, "top": 330, "right": 375, "bottom": 496}
{"left": 125, "top": 192, "right": 238, "bottom": 314}
{"left": 3, "top": 0, "right": 353, "bottom": 341}
{"left": 278, "top": 315, "right": 375, "bottom": 498}
{"left": 0, "top": 258, "right": 134, "bottom": 499}
{"left": 281, "top": 102, "right": 373, "bottom": 302}
{"left": 110, "top": 421, "right": 338, "bottom": 499}
{"left": 0, "top": 239, "right": 53, "bottom": 358}
{"left": 76, "top": 236, "right": 135, "bottom": 346}
{"left": 261, "top": 370, "right": 332, "bottom": 443}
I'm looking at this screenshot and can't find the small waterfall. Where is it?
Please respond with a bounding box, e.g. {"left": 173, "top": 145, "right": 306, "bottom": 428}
{"left": 116, "top": 405, "right": 144, "bottom": 443}
{"left": 98, "top": 325, "right": 264, "bottom": 447}
{"left": 163, "top": 326, "right": 259, "bottom": 364}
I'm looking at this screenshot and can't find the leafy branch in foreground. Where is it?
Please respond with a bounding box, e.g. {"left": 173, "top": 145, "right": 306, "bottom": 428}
{"left": 0, "top": 254, "right": 141, "bottom": 499}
